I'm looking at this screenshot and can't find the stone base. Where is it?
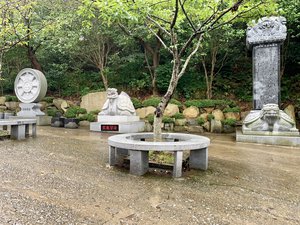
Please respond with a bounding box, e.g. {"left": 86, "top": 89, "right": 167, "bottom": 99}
{"left": 97, "top": 115, "right": 140, "bottom": 123}
{"left": 90, "top": 121, "right": 145, "bottom": 133}
{"left": 236, "top": 129, "right": 300, "bottom": 147}
{"left": 17, "top": 103, "right": 45, "bottom": 117}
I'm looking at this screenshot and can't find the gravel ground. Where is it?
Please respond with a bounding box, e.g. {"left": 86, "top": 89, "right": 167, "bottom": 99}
{"left": 0, "top": 126, "right": 299, "bottom": 225}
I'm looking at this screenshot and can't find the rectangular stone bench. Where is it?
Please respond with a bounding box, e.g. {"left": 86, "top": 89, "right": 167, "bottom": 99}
{"left": 0, "top": 119, "right": 37, "bottom": 140}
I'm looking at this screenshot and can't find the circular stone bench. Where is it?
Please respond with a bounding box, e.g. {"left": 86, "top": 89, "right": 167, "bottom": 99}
{"left": 108, "top": 133, "right": 210, "bottom": 177}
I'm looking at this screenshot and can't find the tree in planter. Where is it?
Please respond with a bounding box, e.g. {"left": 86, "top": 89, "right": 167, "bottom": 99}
{"left": 82, "top": 0, "right": 275, "bottom": 140}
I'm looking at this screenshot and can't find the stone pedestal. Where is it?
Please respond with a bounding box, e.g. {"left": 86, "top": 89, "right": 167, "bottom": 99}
{"left": 17, "top": 103, "right": 45, "bottom": 117}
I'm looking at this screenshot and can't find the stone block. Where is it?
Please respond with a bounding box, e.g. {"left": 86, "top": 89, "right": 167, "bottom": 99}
{"left": 186, "top": 125, "right": 204, "bottom": 133}
{"left": 183, "top": 106, "right": 199, "bottom": 119}
{"left": 130, "top": 150, "right": 149, "bottom": 176}
{"left": 136, "top": 106, "right": 156, "bottom": 119}
{"left": 5, "top": 102, "right": 19, "bottom": 111}
{"left": 210, "top": 119, "right": 222, "bottom": 133}
{"left": 212, "top": 109, "right": 224, "bottom": 121}
{"left": 80, "top": 92, "right": 107, "bottom": 113}
{"left": 224, "top": 112, "right": 240, "bottom": 120}
{"left": 163, "top": 103, "right": 179, "bottom": 117}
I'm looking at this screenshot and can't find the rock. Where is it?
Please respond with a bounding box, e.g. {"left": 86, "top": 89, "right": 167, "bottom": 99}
{"left": 79, "top": 121, "right": 90, "bottom": 127}
{"left": 284, "top": 104, "right": 296, "bottom": 122}
{"left": 144, "top": 122, "right": 153, "bottom": 132}
{"left": 163, "top": 104, "right": 179, "bottom": 117}
{"left": 224, "top": 112, "right": 241, "bottom": 120}
{"left": 223, "top": 124, "right": 235, "bottom": 133}
{"left": 163, "top": 123, "right": 174, "bottom": 131}
{"left": 0, "top": 97, "right": 6, "bottom": 105}
{"left": 0, "top": 106, "right": 7, "bottom": 111}
{"left": 80, "top": 91, "right": 107, "bottom": 113}
{"left": 39, "top": 101, "right": 48, "bottom": 111}
{"left": 183, "top": 106, "right": 199, "bottom": 119}
{"left": 186, "top": 119, "right": 197, "bottom": 126}
{"left": 5, "top": 102, "right": 19, "bottom": 111}
{"left": 136, "top": 106, "right": 156, "bottom": 119}
{"left": 175, "top": 119, "right": 187, "bottom": 126}
{"left": 210, "top": 119, "right": 222, "bottom": 133}
{"left": 186, "top": 125, "right": 204, "bottom": 133}
{"left": 199, "top": 113, "right": 208, "bottom": 122}
{"left": 61, "top": 100, "right": 69, "bottom": 112}
{"left": 53, "top": 99, "right": 65, "bottom": 110}
{"left": 174, "top": 126, "right": 187, "bottom": 132}
{"left": 203, "top": 121, "right": 210, "bottom": 131}
{"left": 241, "top": 111, "right": 250, "bottom": 121}
{"left": 204, "top": 107, "right": 214, "bottom": 113}
{"left": 212, "top": 109, "right": 224, "bottom": 121}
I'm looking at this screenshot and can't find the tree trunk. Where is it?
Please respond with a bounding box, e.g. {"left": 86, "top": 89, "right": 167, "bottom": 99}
{"left": 0, "top": 51, "right": 4, "bottom": 95}
{"left": 28, "top": 47, "right": 42, "bottom": 71}
{"left": 100, "top": 69, "right": 108, "bottom": 90}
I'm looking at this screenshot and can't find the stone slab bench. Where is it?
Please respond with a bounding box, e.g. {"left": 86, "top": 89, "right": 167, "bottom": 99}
{"left": 108, "top": 133, "right": 210, "bottom": 178}
{"left": 0, "top": 119, "right": 37, "bottom": 140}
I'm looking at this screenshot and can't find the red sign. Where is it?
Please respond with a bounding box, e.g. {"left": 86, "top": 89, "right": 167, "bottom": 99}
{"left": 101, "top": 124, "right": 119, "bottom": 131}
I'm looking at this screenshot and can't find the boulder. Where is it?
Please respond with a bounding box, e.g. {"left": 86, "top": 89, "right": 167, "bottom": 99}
{"left": 79, "top": 121, "right": 90, "bottom": 127}
{"left": 204, "top": 107, "right": 214, "bottom": 113}
{"left": 240, "top": 111, "right": 250, "bottom": 121}
{"left": 53, "top": 99, "right": 66, "bottom": 110}
{"left": 61, "top": 100, "right": 69, "bottom": 112}
{"left": 183, "top": 106, "right": 199, "bottom": 119}
{"left": 186, "top": 125, "right": 204, "bottom": 133}
{"left": 203, "top": 121, "right": 210, "bottom": 131}
{"left": 224, "top": 112, "right": 241, "bottom": 120}
{"left": 175, "top": 118, "right": 187, "bottom": 126}
{"left": 0, "top": 106, "right": 7, "bottom": 111}
{"left": 212, "top": 109, "right": 224, "bottom": 121}
{"left": 174, "top": 126, "right": 187, "bottom": 132}
{"left": 163, "top": 103, "right": 179, "bottom": 117}
{"left": 80, "top": 91, "right": 107, "bottom": 113}
{"left": 284, "top": 104, "right": 296, "bottom": 122}
{"left": 210, "top": 119, "right": 222, "bottom": 133}
{"left": 136, "top": 106, "right": 156, "bottom": 119}
{"left": 0, "top": 97, "right": 6, "bottom": 105}
{"left": 39, "top": 101, "right": 48, "bottom": 111}
{"left": 144, "top": 122, "right": 153, "bottom": 132}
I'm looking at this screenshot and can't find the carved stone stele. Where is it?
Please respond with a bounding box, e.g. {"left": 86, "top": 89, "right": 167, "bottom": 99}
{"left": 246, "top": 16, "right": 287, "bottom": 47}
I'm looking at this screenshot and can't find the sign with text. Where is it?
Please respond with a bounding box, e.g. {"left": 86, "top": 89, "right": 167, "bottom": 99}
{"left": 101, "top": 124, "right": 119, "bottom": 132}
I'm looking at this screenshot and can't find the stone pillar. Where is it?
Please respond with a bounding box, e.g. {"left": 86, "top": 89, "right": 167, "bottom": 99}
{"left": 246, "top": 17, "right": 287, "bottom": 110}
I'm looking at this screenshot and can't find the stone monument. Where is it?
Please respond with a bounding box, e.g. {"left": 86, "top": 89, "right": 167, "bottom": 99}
{"left": 236, "top": 17, "right": 300, "bottom": 146}
{"left": 14, "top": 68, "right": 50, "bottom": 125}
{"left": 90, "top": 88, "right": 144, "bottom": 133}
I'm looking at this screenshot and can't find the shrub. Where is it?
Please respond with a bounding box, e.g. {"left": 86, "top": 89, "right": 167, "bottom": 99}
{"left": 131, "top": 97, "right": 143, "bottom": 109}
{"left": 185, "top": 99, "right": 236, "bottom": 108}
{"left": 142, "top": 97, "right": 161, "bottom": 107}
{"left": 5, "top": 95, "right": 18, "bottom": 102}
{"left": 47, "top": 108, "right": 58, "bottom": 117}
{"left": 90, "top": 110, "right": 100, "bottom": 115}
{"left": 64, "top": 106, "right": 87, "bottom": 118}
{"left": 169, "top": 99, "right": 183, "bottom": 107}
{"left": 146, "top": 114, "right": 154, "bottom": 124}
{"left": 196, "top": 117, "right": 205, "bottom": 126}
{"left": 78, "top": 113, "right": 96, "bottom": 122}
{"left": 207, "top": 114, "right": 214, "bottom": 121}
{"left": 223, "top": 107, "right": 241, "bottom": 113}
{"left": 42, "top": 97, "right": 54, "bottom": 104}
{"left": 162, "top": 116, "right": 175, "bottom": 124}
{"left": 172, "top": 112, "right": 185, "bottom": 119}
{"left": 222, "top": 118, "right": 237, "bottom": 126}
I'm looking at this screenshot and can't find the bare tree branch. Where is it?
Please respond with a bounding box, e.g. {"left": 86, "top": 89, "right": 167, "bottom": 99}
{"left": 170, "top": 0, "right": 179, "bottom": 29}
{"left": 179, "top": 0, "right": 196, "bottom": 32}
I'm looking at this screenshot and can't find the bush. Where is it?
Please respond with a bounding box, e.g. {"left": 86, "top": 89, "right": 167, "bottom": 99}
{"left": 131, "top": 97, "right": 143, "bottom": 109}
{"left": 222, "top": 118, "right": 237, "bottom": 126}
{"left": 207, "top": 114, "right": 214, "bottom": 121}
{"left": 169, "top": 99, "right": 183, "bottom": 107}
{"left": 142, "top": 97, "right": 161, "bottom": 107}
{"left": 196, "top": 117, "right": 205, "bottom": 126}
{"left": 78, "top": 113, "right": 96, "bottom": 122}
{"left": 64, "top": 106, "right": 87, "bottom": 118}
{"left": 5, "top": 95, "right": 18, "bottom": 102}
{"left": 172, "top": 112, "right": 185, "bottom": 119}
{"left": 89, "top": 110, "right": 100, "bottom": 115}
{"left": 47, "top": 108, "right": 58, "bottom": 117}
{"left": 162, "top": 116, "right": 175, "bottom": 124}
{"left": 146, "top": 114, "right": 154, "bottom": 124}
{"left": 42, "top": 97, "right": 54, "bottom": 104}
{"left": 185, "top": 99, "right": 236, "bottom": 108}
{"left": 223, "top": 107, "right": 241, "bottom": 113}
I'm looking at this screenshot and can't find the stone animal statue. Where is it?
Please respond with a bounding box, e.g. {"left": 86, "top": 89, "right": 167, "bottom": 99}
{"left": 243, "top": 104, "right": 297, "bottom": 132}
{"left": 99, "top": 88, "right": 136, "bottom": 116}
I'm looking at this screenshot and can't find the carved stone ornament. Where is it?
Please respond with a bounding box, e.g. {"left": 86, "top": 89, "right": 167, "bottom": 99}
{"left": 246, "top": 16, "right": 287, "bottom": 47}
{"left": 242, "top": 104, "right": 299, "bottom": 134}
{"left": 99, "top": 88, "right": 136, "bottom": 116}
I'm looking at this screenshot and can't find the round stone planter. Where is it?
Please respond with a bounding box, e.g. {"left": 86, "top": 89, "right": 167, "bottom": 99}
{"left": 108, "top": 133, "right": 210, "bottom": 177}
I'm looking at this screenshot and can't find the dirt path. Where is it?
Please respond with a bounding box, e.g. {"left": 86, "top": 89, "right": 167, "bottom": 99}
{"left": 0, "top": 126, "right": 299, "bottom": 224}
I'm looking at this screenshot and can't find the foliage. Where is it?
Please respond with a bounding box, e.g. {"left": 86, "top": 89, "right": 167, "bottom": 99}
{"left": 131, "top": 97, "right": 143, "bottom": 109}
{"left": 172, "top": 113, "right": 185, "bottom": 120}
{"left": 64, "top": 106, "right": 87, "bottom": 118}
{"left": 42, "top": 97, "right": 54, "bottom": 104}
{"left": 162, "top": 116, "right": 175, "bottom": 124}
{"left": 4, "top": 95, "right": 18, "bottom": 102}
{"left": 223, "top": 107, "right": 241, "bottom": 113}
{"left": 89, "top": 109, "right": 100, "bottom": 115}
{"left": 169, "top": 99, "right": 183, "bottom": 107}
{"left": 47, "top": 108, "right": 58, "bottom": 117}
{"left": 142, "top": 97, "right": 161, "bottom": 107}
{"left": 197, "top": 117, "right": 205, "bottom": 126}
{"left": 222, "top": 118, "right": 237, "bottom": 126}
{"left": 146, "top": 114, "right": 154, "bottom": 125}
{"left": 207, "top": 114, "right": 215, "bottom": 121}
{"left": 185, "top": 99, "right": 236, "bottom": 108}
{"left": 78, "top": 113, "right": 96, "bottom": 122}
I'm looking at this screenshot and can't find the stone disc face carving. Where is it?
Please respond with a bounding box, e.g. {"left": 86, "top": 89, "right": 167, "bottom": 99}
{"left": 14, "top": 68, "right": 47, "bottom": 103}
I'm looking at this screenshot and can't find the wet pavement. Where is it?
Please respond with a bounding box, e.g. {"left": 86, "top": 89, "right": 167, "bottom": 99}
{"left": 0, "top": 126, "right": 299, "bottom": 225}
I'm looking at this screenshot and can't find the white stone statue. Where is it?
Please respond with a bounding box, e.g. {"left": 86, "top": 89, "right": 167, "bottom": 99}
{"left": 99, "top": 88, "right": 136, "bottom": 116}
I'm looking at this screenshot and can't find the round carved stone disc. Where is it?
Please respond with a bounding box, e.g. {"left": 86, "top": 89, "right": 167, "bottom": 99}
{"left": 14, "top": 68, "right": 47, "bottom": 103}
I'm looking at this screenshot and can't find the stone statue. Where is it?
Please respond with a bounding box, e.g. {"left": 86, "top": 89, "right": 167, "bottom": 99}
{"left": 243, "top": 104, "right": 298, "bottom": 133}
{"left": 99, "top": 88, "right": 136, "bottom": 116}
